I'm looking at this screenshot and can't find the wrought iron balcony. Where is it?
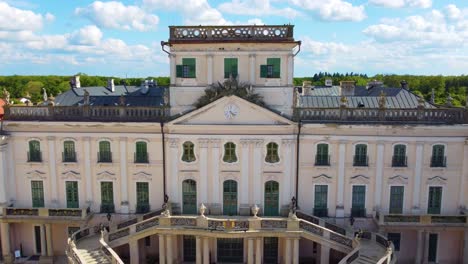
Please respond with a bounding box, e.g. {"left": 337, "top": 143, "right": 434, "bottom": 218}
{"left": 315, "top": 154, "right": 330, "bottom": 166}
{"left": 134, "top": 152, "right": 149, "bottom": 164}
{"left": 98, "top": 152, "right": 112, "bottom": 163}
{"left": 392, "top": 155, "right": 407, "bottom": 167}
{"left": 27, "top": 151, "right": 42, "bottom": 162}
{"left": 63, "top": 152, "right": 77, "bottom": 163}
{"left": 430, "top": 156, "right": 447, "bottom": 168}
{"left": 353, "top": 155, "right": 368, "bottom": 167}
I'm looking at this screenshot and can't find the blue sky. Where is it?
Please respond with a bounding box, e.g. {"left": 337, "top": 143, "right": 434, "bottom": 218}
{"left": 0, "top": 0, "right": 467, "bottom": 77}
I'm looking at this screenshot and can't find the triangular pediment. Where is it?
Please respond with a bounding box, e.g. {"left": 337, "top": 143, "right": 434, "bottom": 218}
{"left": 169, "top": 96, "right": 295, "bottom": 126}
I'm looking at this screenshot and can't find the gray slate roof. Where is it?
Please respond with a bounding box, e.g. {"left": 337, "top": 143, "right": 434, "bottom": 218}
{"left": 299, "top": 86, "right": 435, "bottom": 109}
{"left": 54, "top": 85, "right": 167, "bottom": 107}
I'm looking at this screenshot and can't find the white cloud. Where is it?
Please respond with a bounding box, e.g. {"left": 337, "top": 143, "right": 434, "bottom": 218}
{"left": 290, "top": 0, "right": 366, "bottom": 22}
{"left": 218, "top": 0, "right": 300, "bottom": 19}
{"left": 445, "top": 4, "right": 463, "bottom": 20}
{"left": 369, "top": 0, "right": 431, "bottom": 9}
{"left": 301, "top": 37, "right": 350, "bottom": 55}
{"left": 0, "top": 1, "right": 51, "bottom": 31}
{"left": 75, "top": 1, "right": 159, "bottom": 31}
{"left": 68, "top": 25, "right": 103, "bottom": 46}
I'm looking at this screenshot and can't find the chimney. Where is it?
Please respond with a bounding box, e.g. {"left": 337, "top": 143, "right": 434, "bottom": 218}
{"left": 325, "top": 79, "right": 333, "bottom": 87}
{"left": 302, "top": 81, "right": 313, "bottom": 95}
{"left": 340, "top": 81, "right": 355, "bottom": 96}
{"left": 366, "top": 79, "right": 383, "bottom": 90}
{"left": 107, "top": 78, "right": 115, "bottom": 92}
{"left": 141, "top": 80, "right": 149, "bottom": 95}
{"left": 70, "top": 75, "right": 81, "bottom": 88}
{"left": 400, "top": 80, "right": 408, "bottom": 89}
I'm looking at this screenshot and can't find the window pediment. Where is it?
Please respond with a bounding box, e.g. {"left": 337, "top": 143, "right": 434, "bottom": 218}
{"left": 427, "top": 176, "right": 447, "bottom": 185}
{"left": 26, "top": 170, "right": 47, "bottom": 180}
{"left": 350, "top": 174, "right": 370, "bottom": 184}
{"left": 312, "top": 174, "right": 333, "bottom": 184}
{"left": 61, "top": 170, "right": 81, "bottom": 180}
{"left": 97, "top": 170, "right": 116, "bottom": 180}
{"left": 388, "top": 175, "right": 408, "bottom": 185}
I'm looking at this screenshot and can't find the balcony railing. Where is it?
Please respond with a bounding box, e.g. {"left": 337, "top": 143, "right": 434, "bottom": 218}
{"left": 430, "top": 156, "right": 447, "bottom": 168}
{"left": 353, "top": 155, "right": 368, "bottom": 167}
{"left": 351, "top": 208, "right": 366, "bottom": 217}
{"left": 392, "top": 155, "right": 407, "bottom": 167}
{"left": 4, "top": 207, "right": 90, "bottom": 219}
{"left": 313, "top": 207, "right": 328, "bottom": 217}
{"left": 4, "top": 105, "right": 169, "bottom": 122}
{"left": 378, "top": 213, "right": 467, "bottom": 226}
{"left": 315, "top": 154, "right": 330, "bottom": 166}
{"left": 134, "top": 152, "right": 149, "bottom": 164}
{"left": 63, "top": 152, "right": 77, "bottom": 163}
{"left": 27, "top": 151, "right": 42, "bottom": 162}
{"left": 427, "top": 207, "right": 441, "bottom": 215}
{"left": 98, "top": 152, "right": 112, "bottom": 163}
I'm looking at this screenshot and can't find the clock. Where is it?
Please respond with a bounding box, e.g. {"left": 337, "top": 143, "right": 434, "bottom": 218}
{"left": 224, "top": 104, "right": 239, "bottom": 119}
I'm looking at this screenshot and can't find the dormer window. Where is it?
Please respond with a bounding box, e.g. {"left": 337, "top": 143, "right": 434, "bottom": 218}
{"left": 176, "top": 58, "right": 196, "bottom": 78}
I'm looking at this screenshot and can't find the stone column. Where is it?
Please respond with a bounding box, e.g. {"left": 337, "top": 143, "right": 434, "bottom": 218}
{"left": 207, "top": 55, "right": 213, "bottom": 85}
{"left": 0, "top": 142, "right": 9, "bottom": 205}
{"left": 47, "top": 136, "right": 58, "bottom": 207}
{"left": 415, "top": 230, "right": 424, "bottom": 263}
{"left": 166, "top": 235, "right": 173, "bottom": 264}
{"left": 120, "top": 137, "right": 129, "bottom": 213}
{"left": 287, "top": 54, "right": 294, "bottom": 86}
{"left": 170, "top": 54, "right": 176, "bottom": 85}
{"left": 249, "top": 54, "right": 256, "bottom": 84}
{"left": 210, "top": 139, "right": 221, "bottom": 211}
{"left": 129, "top": 240, "right": 139, "bottom": 264}
{"left": 459, "top": 140, "right": 468, "bottom": 210}
{"left": 196, "top": 236, "right": 202, "bottom": 264}
{"left": 374, "top": 142, "right": 385, "bottom": 212}
{"left": 247, "top": 238, "right": 254, "bottom": 264}
{"left": 284, "top": 238, "right": 292, "bottom": 264}
{"left": 336, "top": 140, "right": 347, "bottom": 217}
{"left": 159, "top": 235, "right": 166, "bottom": 264}
{"left": 320, "top": 244, "right": 330, "bottom": 264}
{"left": 40, "top": 225, "right": 47, "bottom": 256}
{"left": 0, "top": 223, "right": 12, "bottom": 263}
{"left": 240, "top": 139, "right": 250, "bottom": 205}
{"left": 83, "top": 137, "right": 93, "bottom": 205}
{"left": 45, "top": 224, "right": 53, "bottom": 257}
{"left": 255, "top": 238, "right": 262, "bottom": 264}
{"left": 412, "top": 142, "right": 424, "bottom": 214}
{"left": 292, "top": 238, "right": 299, "bottom": 264}
{"left": 199, "top": 139, "right": 209, "bottom": 204}
{"left": 253, "top": 140, "right": 264, "bottom": 205}
{"left": 203, "top": 237, "right": 209, "bottom": 264}
{"left": 169, "top": 139, "right": 179, "bottom": 205}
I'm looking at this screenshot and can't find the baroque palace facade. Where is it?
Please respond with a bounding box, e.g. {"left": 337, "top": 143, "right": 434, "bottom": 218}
{"left": 0, "top": 25, "right": 467, "bottom": 264}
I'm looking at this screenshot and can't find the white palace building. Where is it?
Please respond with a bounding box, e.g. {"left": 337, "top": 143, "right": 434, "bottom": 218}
{"left": 0, "top": 25, "right": 467, "bottom": 264}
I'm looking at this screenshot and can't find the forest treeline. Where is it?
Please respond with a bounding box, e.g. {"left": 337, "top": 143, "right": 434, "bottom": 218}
{"left": 0, "top": 73, "right": 467, "bottom": 106}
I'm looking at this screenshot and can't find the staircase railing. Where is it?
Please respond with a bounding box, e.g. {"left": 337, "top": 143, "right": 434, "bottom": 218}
{"left": 100, "top": 237, "right": 124, "bottom": 264}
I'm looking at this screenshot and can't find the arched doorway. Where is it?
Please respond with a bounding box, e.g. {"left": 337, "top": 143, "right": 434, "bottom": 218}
{"left": 264, "top": 181, "right": 279, "bottom": 216}
{"left": 182, "top": 179, "right": 197, "bottom": 214}
{"left": 223, "top": 180, "right": 238, "bottom": 215}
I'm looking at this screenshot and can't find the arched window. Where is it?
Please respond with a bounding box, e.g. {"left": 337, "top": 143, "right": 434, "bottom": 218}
{"left": 265, "top": 142, "right": 279, "bottom": 163}
{"left": 135, "top": 141, "right": 148, "bottom": 163}
{"left": 28, "top": 140, "right": 42, "bottom": 162}
{"left": 315, "top": 143, "right": 330, "bottom": 166}
{"left": 353, "top": 144, "right": 368, "bottom": 166}
{"left": 223, "top": 142, "right": 237, "bottom": 163}
{"left": 63, "top": 141, "right": 76, "bottom": 162}
{"left": 392, "top": 144, "right": 407, "bottom": 167}
{"left": 431, "top": 145, "right": 446, "bottom": 167}
{"left": 182, "top": 141, "right": 196, "bottom": 162}
{"left": 264, "top": 181, "right": 279, "bottom": 216}
{"left": 182, "top": 179, "right": 197, "bottom": 214}
{"left": 223, "top": 180, "right": 238, "bottom": 215}
{"left": 98, "top": 141, "right": 112, "bottom": 163}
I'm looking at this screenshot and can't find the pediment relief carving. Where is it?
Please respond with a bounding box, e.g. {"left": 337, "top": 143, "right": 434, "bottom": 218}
{"left": 61, "top": 170, "right": 81, "bottom": 180}
{"left": 26, "top": 170, "right": 47, "bottom": 180}
{"left": 349, "top": 174, "right": 370, "bottom": 184}
{"left": 427, "top": 176, "right": 447, "bottom": 185}
{"left": 221, "top": 171, "right": 240, "bottom": 182}
{"left": 263, "top": 172, "right": 280, "bottom": 183}
{"left": 132, "top": 171, "right": 152, "bottom": 181}
{"left": 180, "top": 171, "right": 197, "bottom": 181}
{"left": 97, "top": 170, "right": 116, "bottom": 180}
{"left": 312, "top": 174, "right": 333, "bottom": 184}
{"left": 388, "top": 175, "right": 408, "bottom": 185}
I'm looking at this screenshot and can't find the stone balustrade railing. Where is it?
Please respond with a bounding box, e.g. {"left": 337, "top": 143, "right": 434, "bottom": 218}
{"left": 294, "top": 107, "right": 468, "bottom": 124}
{"left": 4, "top": 105, "right": 169, "bottom": 122}
{"left": 3, "top": 206, "right": 90, "bottom": 219}
{"left": 376, "top": 212, "right": 467, "bottom": 226}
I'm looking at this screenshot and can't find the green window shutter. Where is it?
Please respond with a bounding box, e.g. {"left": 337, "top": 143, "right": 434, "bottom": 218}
{"left": 224, "top": 58, "right": 238, "bottom": 78}
{"left": 432, "top": 145, "right": 444, "bottom": 158}
{"left": 428, "top": 186, "right": 442, "bottom": 214}
{"left": 389, "top": 186, "right": 404, "bottom": 214}
{"left": 260, "top": 65, "right": 268, "bottom": 78}
{"left": 31, "top": 181, "right": 45, "bottom": 208}
{"left": 63, "top": 141, "right": 76, "bottom": 162}
{"left": 66, "top": 181, "right": 79, "bottom": 208}
{"left": 267, "top": 58, "right": 280, "bottom": 78}
{"left": 136, "top": 182, "right": 149, "bottom": 205}
{"left": 355, "top": 144, "right": 367, "bottom": 156}
{"left": 394, "top": 145, "right": 405, "bottom": 157}
{"left": 314, "top": 185, "right": 328, "bottom": 208}
{"left": 28, "top": 140, "right": 41, "bottom": 162}
{"left": 135, "top": 141, "right": 148, "bottom": 163}
{"left": 101, "top": 182, "right": 114, "bottom": 205}
{"left": 182, "top": 58, "right": 196, "bottom": 78}
{"left": 176, "top": 65, "right": 183, "bottom": 77}
{"left": 223, "top": 142, "right": 238, "bottom": 163}
{"left": 428, "top": 234, "right": 438, "bottom": 262}
{"left": 352, "top": 185, "right": 366, "bottom": 209}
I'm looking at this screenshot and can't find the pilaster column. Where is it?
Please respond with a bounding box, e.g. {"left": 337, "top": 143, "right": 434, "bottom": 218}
{"left": 282, "top": 139, "right": 295, "bottom": 205}
{"left": 203, "top": 237, "right": 209, "bottom": 264}
{"left": 247, "top": 238, "right": 254, "bottom": 264}
{"left": 159, "top": 235, "right": 166, "bottom": 264}
{"left": 6, "top": 141, "right": 16, "bottom": 204}
{"left": 415, "top": 230, "right": 424, "bottom": 263}
{"left": 168, "top": 139, "right": 180, "bottom": 204}
{"left": 47, "top": 136, "right": 58, "bottom": 207}
{"left": 413, "top": 142, "right": 424, "bottom": 214}
{"left": 463, "top": 230, "right": 468, "bottom": 264}
{"left": 240, "top": 139, "right": 250, "bottom": 205}
{"left": 170, "top": 54, "right": 176, "bottom": 85}
{"left": 284, "top": 238, "right": 292, "bottom": 264}
{"left": 459, "top": 140, "right": 468, "bottom": 209}
{"left": 255, "top": 238, "right": 262, "bottom": 264}
{"left": 196, "top": 236, "right": 202, "bottom": 264}
{"left": 374, "top": 142, "right": 385, "bottom": 212}
{"left": 45, "top": 224, "right": 53, "bottom": 257}
{"left": 253, "top": 140, "right": 264, "bottom": 205}
{"left": 120, "top": 137, "right": 129, "bottom": 213}
{"left": 166, "top": 235, "right": 173, "bottom": 264}
{"left": 336, "top": 140, "right": 347, "bottom": 217}
{"left": 320, "top": 244, "right": 330, "bottom": 264}
{"left": 207, "top": 55, "right": 213, "bottom": 85}
{"left": 199, "top": 139, "right": 209, "bottom": 204}
{"left": 422, "top": 232, "right": 429, "bottom": 263}
{"left": 0, "top": 142, "right": 9, "bottom": 205}
{"left": 40, "top": 225, "right": 47, "bottom": 256}
{"left": 292, "top": 238, "right": 299, "bottom": 264}
{"left": 0, "top": 223, "right": 12, "bottom": 263}
{"left": 249, "top": 54, "right": 256, "bottom": 84}
{"left": 287, "top": 54, "right": 294, "bottom": 86}
{"left": 129, "top": 240, "right": 139, "bottom": 264}
{"left": 210, "top": 139, "right": 221, "bottom": 205}
{"left": 83, "top": 137, "right": 93, "bottom": 205}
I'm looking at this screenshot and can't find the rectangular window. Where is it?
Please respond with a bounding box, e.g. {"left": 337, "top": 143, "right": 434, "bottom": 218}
{"left": 387, "top": 233, "right": 401, "bottom": 251}
{"left": 260, "top": 58, "right": 281, "bottom": 78}
{"left": 351, "top": 185, "right": 366, "bottom": 217}
{"left": 265, "top": 142, "right": 279, "bottom": 163}
{"left": 353, "top": 144, "right": 368, "bottom": 166}
{"left": 31, "top": 180, "right": 44, "bottom": 208}
{"left": 98, "top": 141, "right": 112, "bottom": 163}
{"left": 428, "top": 233, "right": 438, "bottom": 262}
{"left": 63, "top": 141, "right": 76, "bottom": 162}
{"left": 389, "top": 186, "right": 404, "bottom": 214}
{"left": 182, "top": 141, "right": 196, "bottom": 162}
{"left": 34, "top": 226, "right": 42, "bottom": 254}
{"left": 223, "top": 142, "right": 238, "bottom": 163}
{"left": 315, "top": 144, "right": 330, "bottom": 166}
{"left": 431, "top": 145, "right": 446, "bottom": 167}
{"left": 176, "top": 58, "right": 196, "bottom": 78}
{"left": 392, "top": 145, "right": 407, "bottom": 167}
{"left": 314, "top": 185, "right": 328, "bottom": 217}
{"left": 224, "top": 58, "right": 238, "bottom": 78}
{"left": 135, "top": 142, "right": 148, "bottom": 163}
{"left": 183, "top": 235, "right": 196, "bottom": 262}
{"left": 100, "top": 182, "right": 115, "bottom": 213}
{"left": 28, "top": 140, "right": 42, "bottom": 162}
{"left": 66, "top": 181, "right": 79, "bottom": 208}
{"left": 136, "top": 182, "right": 149, "bottom": 213}
{"left": 263, "top": 237, "right": 279, "bottom": 264}
{"left": 427, "top": 186, "right": 442, "bottom": 214}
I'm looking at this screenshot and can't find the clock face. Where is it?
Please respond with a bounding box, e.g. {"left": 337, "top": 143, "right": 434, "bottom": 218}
{"left": 224, "top": 104, "right": 239, "bottom": 119}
